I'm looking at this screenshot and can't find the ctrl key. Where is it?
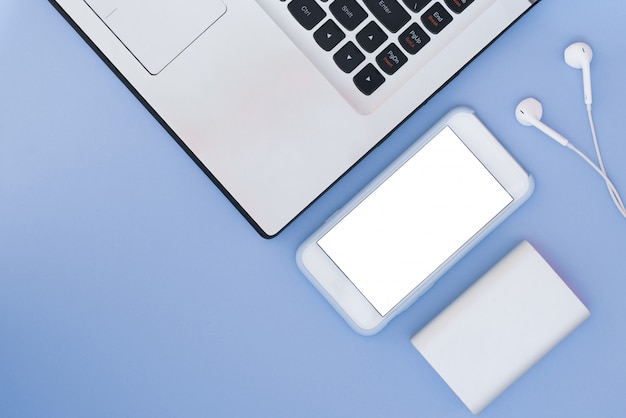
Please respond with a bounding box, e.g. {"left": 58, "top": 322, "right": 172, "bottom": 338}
{"left": 353, "top": 64, "right": 385, "bottom": 96}
{"left": 288, "top": 0, "right": 327, "bottom": 30}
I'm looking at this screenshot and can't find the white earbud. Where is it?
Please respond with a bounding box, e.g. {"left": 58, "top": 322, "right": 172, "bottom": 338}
{"left": 564, "top": 42, "right": 593, "bottom": 105}
{"left": 515, "top": 97, "right": 569, "bottom": 146}
{"left": 515, "top": 48, "right": 626, "bottom": 219}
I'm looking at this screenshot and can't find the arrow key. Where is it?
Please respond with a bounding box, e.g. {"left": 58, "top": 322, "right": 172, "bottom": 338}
{"left": 353, "top": 63, "right": 385, "bottom": 95}
{"left": 314, "top": 20, "right": 346, "bottom": 51}
{"left": 356, "top": 21, "right": 388, "bottom": 53}
{"left": 333, "top": 41, "right": 365, "bottom": 73}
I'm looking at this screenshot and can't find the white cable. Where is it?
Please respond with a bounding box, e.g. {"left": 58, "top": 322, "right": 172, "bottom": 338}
{"left": 566, "top": 140, "right": 626, "bottom": 219}
{"left": 586, "top": 104, "right": 626, "bottom": 210}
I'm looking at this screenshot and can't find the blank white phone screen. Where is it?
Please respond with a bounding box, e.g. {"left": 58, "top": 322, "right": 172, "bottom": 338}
{"left": 317, "top": 126, "right": 513, "bottom": 316}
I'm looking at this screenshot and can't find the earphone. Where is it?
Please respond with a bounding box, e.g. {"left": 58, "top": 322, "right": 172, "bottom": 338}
{"left": 515, "top": 42, "right": 626, "bottom": 219}
{"left": 564, "top": 42, "right": 593, "bottom": 105}
{"left": 515, "top": 98, "right": 569, "bottom": 146}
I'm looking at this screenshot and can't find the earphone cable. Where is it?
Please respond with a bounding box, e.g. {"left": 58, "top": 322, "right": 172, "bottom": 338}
{"left": 566, "top": 141, "right": 626, "bottom": 218}
{"left": 587, "top": 104, "right": 624, "bottom": 210}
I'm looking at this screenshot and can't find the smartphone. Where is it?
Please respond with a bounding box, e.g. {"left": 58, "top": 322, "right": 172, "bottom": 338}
{"left": 296, "top": 108, "right": 534, "bottom": 335}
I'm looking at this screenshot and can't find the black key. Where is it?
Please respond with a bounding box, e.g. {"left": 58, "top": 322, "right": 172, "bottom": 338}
{"left": 421, "top": 2, "right": 453, "bottom": 34}
{"left": 363, "top": 0, "right": 411, "bottom": 33}
{"left": 314, "top": 20, "right": 346, "bottom": 51}
{"left": 333, "top": 41, "right": 365, "bottom": 73}
{"left": 376, "top": 43, "right": 408, "bottom": 75}
{"left": 353, "top": 64, "right": 385, "bottom": 95}
{"left": 288, "top": 0, "right": 327, "bottom": 30}
{"left": 398, "top": 23, "right": 430, "bottom": 54}
{"left": 444, "top": 0, "right": 474, "bottom": 13}
{"left": 356, "top": 21, "right": 388, "bottom": 53}
{"left": 330, "top": 0, "right": 368, "bottom": 31}
{"left": 402, "top": 0, "right": 432, "bottom": 13}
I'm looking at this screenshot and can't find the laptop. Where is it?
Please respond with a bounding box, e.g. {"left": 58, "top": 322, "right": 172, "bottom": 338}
{"left": 50, "top": 0, "right": 541, "bottom": 237}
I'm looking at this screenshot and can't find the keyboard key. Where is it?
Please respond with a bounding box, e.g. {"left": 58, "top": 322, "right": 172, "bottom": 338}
{"left": 376, "top": 43, "right": 407, "bottom": 75}
{"left": 402, "top": 0, "right": 432, "bottom": 13}
{"left": 333, "top": 41, "right": 365, "bottom": 73}
{"left": 444, "top": 0, "right": 474, "bottom": 13}
{"left": 314, "top": 20, "right": 346, "bottom": 51}
{"left": 354, "top": 64, "right": 385, "bottom": 95}
{"left": 288, "top": 0, "right": 327, "bottom": 30}
{"left": 363, "top": 0, "right": 411, "bottom": 33}
{"left": 421, "top": 2, "right": 453, "bottom": 34}
{"left": 330, "top": 0, "right": 368, "bottom": 31}
{"left": 398, "top": 23, "right": 430, "bottom": 54}
{"left": 356, "top": 21, "right": 388, "bottom": 53}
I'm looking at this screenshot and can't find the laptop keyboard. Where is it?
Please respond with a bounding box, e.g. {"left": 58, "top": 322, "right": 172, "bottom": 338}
{"left": 283, "top": 0, "right": 480, "bottom": 109}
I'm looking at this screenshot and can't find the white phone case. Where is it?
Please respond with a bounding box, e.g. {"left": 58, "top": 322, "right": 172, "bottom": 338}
{"left": 297, "top": 107, "right": 534, "bottom": 335}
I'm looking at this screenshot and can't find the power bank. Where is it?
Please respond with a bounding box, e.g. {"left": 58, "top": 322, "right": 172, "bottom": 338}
{"left": 411, "top": 241, "right": 590, "bottom": 414}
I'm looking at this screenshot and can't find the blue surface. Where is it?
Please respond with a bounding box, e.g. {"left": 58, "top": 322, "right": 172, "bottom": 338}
{"left": 2, "top": 1, "right": 626, "bottom": 417}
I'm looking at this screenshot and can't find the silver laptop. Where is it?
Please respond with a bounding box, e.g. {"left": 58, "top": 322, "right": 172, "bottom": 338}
{"left": 50, "top": 0, "right": 540, "bottom": 237}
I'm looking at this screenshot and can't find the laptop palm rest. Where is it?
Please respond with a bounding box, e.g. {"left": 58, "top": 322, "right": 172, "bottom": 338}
{"left": 83, "top": 0, "right": 227, "bottom": 75}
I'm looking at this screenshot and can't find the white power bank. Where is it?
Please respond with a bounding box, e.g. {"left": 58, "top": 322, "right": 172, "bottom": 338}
{"left": 411, "top": 241, "right": 590, "bottom": 414}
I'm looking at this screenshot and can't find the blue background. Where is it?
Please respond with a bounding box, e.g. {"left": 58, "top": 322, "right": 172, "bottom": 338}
{"left": 2, "top": 1, "right": 626, "bottom": 417}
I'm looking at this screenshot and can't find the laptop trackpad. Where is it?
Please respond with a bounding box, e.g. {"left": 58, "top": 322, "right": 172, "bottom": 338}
{"left": 84, "top": 0, "right": 227, "bottom": 75}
